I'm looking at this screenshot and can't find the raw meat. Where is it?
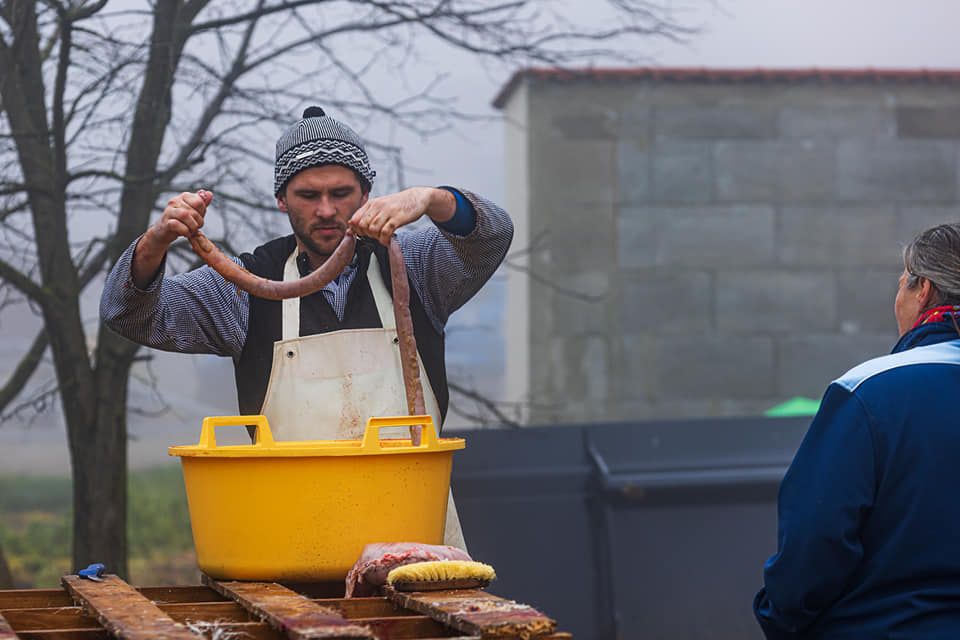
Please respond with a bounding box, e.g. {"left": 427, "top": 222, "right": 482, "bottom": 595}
{"left": 345, "top": 542, "right": 472, "bottom": 597}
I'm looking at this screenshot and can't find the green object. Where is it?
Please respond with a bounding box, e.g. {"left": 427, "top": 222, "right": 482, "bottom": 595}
{"left": 765, "top": 396, "right": 821, "bottom": 418}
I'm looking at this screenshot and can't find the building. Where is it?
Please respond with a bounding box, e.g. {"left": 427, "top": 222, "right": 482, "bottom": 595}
{"left": 496, "top": 68, "right": 960, "bottom": 424}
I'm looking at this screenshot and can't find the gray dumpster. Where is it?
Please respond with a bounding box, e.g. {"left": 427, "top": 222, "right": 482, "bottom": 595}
{"left": 451, "top": 416, "right": 810, "bottom": 640}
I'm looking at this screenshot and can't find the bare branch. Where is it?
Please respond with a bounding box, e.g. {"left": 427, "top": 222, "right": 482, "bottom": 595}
{"left": 0, "top": 380, "right": 59, "bottom": 423}
{"left": 68, "top": 0, "right": 108, "bottom": 21}
{"left": 0, "top": 198, "right": 29, "bottom": 224}
{"left": 502, "top": 230, "right": 609, "bottom": 302}
{"left": 0, "top": 328, "right": 48, "bottom": 415}
{"left": 0, "top": 183, "right": 28, "bottom": 197}
{"left": 77, "top": 241, "right": 109, "bottom": 287}
{"left": 241, "top": 14, "right": 418, "bottom": 70}
{"left": 448, "top": 380, "right": 520, "bottom": 428}
{"left": 128, "top": 355, "right": 173, "bottom": 418}
{"left": 64, "top": 38, "right": 137, "bottom": 140}
{"left": 0, "top": 256, "right": 48, "bottom": 304}
{"left": 67, "top": 169, "right": 126, "bottom": 185}
{"left": 191, "top": 0, "right": 334, "bottom": 33}
{"left": 503, "top": 259, "right": 609, "bottom": 303}
{"left": 156, "top": 0, "right": 264, "bottom": 191}
{"left": 181, "top": 0, "right": 213, "bottom": 25}
{"left": 52, "top": 10, "right": 71, "bottom": 187}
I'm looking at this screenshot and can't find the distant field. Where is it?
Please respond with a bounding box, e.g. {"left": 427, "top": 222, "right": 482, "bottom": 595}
{"left": 0, "top": 466, "right": 200, "bottom": 587}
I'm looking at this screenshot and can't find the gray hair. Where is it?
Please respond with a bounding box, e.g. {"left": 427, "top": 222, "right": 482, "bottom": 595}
{"left": 903, "top": 223, "right": 960, "bottom": 305}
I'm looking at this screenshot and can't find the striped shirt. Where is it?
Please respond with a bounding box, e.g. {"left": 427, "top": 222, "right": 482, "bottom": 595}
{"left": 99, "top": 189, "right": 513, "bottom": 358}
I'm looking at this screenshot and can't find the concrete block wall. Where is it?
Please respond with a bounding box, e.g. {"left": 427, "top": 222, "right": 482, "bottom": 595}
{"left": 504, "top": 75, "right": 960, "bottom": 424}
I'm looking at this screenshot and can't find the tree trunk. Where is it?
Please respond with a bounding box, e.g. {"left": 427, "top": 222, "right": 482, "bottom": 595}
{"left": 69, "top": 425, "right": 128, "bottom": 578}
{"left": 0, "top": 542, "right": 13, "bottom": 588}
{"left": 67, "top": 0, "right": 186, "bottom": 575}
{"left": 67, "top": 346, "right": 133, "bottom": 578}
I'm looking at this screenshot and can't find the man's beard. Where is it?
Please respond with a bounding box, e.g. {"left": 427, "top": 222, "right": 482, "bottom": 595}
{"left": 294, "top": 222, "right": 346, "bottom": 260}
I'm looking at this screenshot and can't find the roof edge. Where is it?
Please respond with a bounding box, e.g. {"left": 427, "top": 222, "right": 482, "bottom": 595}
{"left": 492, "top": 66, "right": 960, "bottom": 109}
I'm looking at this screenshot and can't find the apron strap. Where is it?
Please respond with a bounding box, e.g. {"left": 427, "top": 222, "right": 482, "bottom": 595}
{"left": 281, "top": 250, "right": 300, "bottom": 341}
{"left": 367, "top": 253, "right": 396, "bottom": 331}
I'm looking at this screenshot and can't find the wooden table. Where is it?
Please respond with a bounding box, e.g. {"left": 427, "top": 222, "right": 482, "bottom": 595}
{"left": 0, "top": 576, "right": 572, "bottom": 639}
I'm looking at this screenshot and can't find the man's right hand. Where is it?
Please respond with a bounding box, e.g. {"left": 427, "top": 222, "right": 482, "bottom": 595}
{"left": 145, "top": 190, "right": 214, "bottom": 248}
{"left": 132, "top": 190, "right": 214, "bottom": 289}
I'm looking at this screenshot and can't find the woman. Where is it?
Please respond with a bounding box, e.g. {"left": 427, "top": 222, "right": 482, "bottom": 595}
{"left": 754, "top": 224, "right": 960, "bottom": 639}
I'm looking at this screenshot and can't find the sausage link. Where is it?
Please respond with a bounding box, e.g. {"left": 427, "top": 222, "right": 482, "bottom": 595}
{"left": 389, "top": 237, "right": 426, "bottom": 445}
{"left": 188, "top": 231, "right": 357, "bottom": 300}
{"left": 189, "top": 229, "right": 426, "bottom": 441}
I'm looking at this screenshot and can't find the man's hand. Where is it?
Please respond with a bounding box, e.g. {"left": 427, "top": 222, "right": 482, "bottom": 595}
{"left": 132, "top": 190, "right": 214, "bottom": 289}
{"left": 349, "top": 187, "right": 456, "bottom": 246}
{"left": 147, "top": 190, "right": 214, "bottom": 247}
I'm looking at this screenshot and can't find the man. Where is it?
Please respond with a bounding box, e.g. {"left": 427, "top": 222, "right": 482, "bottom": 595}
{"left": 100, "top": 107, "right": 513, "bottom": 548}
{"left": 754, "top": 224, "right": 960, "bottom": 638}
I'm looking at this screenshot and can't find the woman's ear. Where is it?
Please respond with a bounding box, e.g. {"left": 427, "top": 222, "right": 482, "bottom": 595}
{"left": 918, "top": 277, "right": 938, "bottom": 309}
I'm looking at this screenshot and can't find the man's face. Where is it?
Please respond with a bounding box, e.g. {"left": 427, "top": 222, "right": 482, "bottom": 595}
{"left": 277, "top": 165, "right": 368, "bottom": 259}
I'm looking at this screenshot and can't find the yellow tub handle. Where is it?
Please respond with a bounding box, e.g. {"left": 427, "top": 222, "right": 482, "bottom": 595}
{"left": 198, "top": 415, "right": 275, "bottom": 449}
{"left": 361, "top": 415, "right": 439, "bottom": 451}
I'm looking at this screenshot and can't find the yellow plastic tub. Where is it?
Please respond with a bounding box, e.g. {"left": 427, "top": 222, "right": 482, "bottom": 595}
{"left": 168, "top": 414, "right": 464, "bottom": 581}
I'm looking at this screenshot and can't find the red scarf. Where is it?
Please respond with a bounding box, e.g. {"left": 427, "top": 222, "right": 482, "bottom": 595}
{"left": 913, "top": 305, "right": 960, "bottom": 329}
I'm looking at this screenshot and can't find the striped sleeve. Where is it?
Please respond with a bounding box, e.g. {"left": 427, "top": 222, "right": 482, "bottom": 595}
{"left": 398, "top": 189, "right": 513, "bottom": 332}
{"left": 99, "top": 237, "right": 249, "bottom": 358}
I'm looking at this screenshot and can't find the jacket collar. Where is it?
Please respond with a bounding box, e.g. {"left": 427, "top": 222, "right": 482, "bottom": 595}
{"left": 892, "top": 320, "right": 960, "bottom": 354}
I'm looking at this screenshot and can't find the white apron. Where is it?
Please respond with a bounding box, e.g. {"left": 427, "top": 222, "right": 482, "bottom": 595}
{"left": 259, "top": 250, "right": 466, "bottom": 550}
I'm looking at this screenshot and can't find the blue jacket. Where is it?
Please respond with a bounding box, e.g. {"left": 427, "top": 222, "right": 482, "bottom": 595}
{"left": 755, "top": 321, "right": 960, "bottom": 639}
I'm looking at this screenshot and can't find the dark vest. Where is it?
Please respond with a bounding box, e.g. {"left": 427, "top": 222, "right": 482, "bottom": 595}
{"left": 234, "top": 235, "right": 448, "bottom": 427}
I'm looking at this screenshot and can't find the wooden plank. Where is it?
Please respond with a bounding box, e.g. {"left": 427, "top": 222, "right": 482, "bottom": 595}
{"left": 3, "top": 597, "right": 410, "bottom": 630}
{"left": 18, "top": 623, "right": 279, "bottom": 640}
{"left": 203, "top": 577, "right": 375, "bottom": 640}
{"left": 386, "top": 588, "right": 557, "bottom": 639}
{"left": 0, "top": 589, "right": 73, "bottom": 611}
{"left": 61, "top": 575, "right": 199, "bottom": 640}
{"left": 353, "top": 616, "right": 449, "bottom": 638}
{"left": 175, "top": 620, "right": 281, "bottom": 640}
{"left": 0, "top": 587, "right": 225, "bottom": 611}
{"left": 15, "top": 631, "right": 107, "bottom": 640}
{"left": 138, "top": 586, "right": 226, "bottom": 605}
{"left": 2, "top": 607, "right": 94, "bottom": 631}
{"left": 164, "top": 602, "right": 251, "bottom": 624}
{"left": 311, "top": 598, "right": 415, "bottom": 619}
{"left": 3, "top": 605, "right": 247, "bottom": 631}
{"left": 3, "top": 606, "right": 448, "bottom": 638}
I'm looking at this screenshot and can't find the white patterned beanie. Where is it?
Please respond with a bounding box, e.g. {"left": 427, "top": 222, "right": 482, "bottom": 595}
{"left": 274, "top": 106, "right": 376, "bottom": 196}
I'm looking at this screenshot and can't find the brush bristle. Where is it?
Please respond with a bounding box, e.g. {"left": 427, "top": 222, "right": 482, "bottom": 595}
{"left": 386, "top": 560, "right": 496, "bottom": 586}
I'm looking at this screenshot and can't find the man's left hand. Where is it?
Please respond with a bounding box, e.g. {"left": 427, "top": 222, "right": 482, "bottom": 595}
{"left": 349, "top": 187, "right": 456, "bottom": 246}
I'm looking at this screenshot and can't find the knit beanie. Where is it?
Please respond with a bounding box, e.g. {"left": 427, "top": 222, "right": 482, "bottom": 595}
{"left": 274, "top": 106, "right": 376, "bottom": 196}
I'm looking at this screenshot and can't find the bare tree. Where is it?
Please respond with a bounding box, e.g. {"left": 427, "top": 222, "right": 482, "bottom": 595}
{"left": 0, "top": 0, "right": 689, "bottom": 577}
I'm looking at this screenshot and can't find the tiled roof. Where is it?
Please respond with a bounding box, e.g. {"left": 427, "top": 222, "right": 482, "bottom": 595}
{"left": 493, "top": 67, "right": 960, "bottom": 108}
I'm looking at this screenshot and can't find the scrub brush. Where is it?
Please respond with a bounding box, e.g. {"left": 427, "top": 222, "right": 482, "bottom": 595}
{"left": 386, "top": 560, "right": 496, "bottom": 591}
